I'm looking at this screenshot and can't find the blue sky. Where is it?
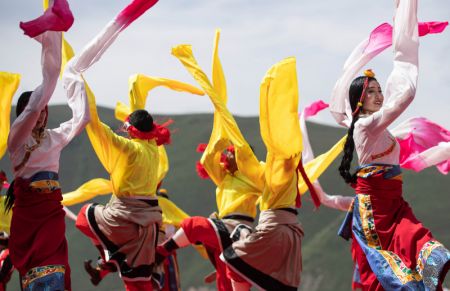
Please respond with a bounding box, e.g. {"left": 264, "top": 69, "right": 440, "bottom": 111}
{"left": 1, "top": 0, "right": 449, "bottom": 128}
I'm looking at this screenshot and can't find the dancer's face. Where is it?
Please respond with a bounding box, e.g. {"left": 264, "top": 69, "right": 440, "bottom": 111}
{"left": 362, "top": 80, "right": 384, "bottom": 114}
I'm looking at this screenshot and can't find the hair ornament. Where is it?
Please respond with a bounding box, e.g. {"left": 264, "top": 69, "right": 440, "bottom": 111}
{"left": 364, "top": 69, "right": 375, "bottom": 78}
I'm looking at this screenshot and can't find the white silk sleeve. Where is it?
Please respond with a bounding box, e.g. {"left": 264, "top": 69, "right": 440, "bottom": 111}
{"left": 361, "top": 0, "right": 419, "bottom": 137}
{"left": 8, "top": 31, "right": 62, "bottom": 152}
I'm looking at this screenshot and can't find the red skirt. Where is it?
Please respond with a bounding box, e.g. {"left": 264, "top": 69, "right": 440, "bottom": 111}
{"left": 9, "top": 177, "right": 70, "bottom": 288}
{"left": 341, "top": 165, "right": 450, "bottom": 290}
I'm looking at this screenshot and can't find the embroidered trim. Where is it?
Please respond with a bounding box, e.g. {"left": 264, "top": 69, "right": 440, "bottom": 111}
{"left": 416, "top": 240, "right": 444, "bottom": 276}
{"left": 371, "top": 136, "right": 396, "bottom": 160}
{"left": 357, "top": 194, "right": 422, "bottom": 285}
{"left": 378, "top": 250, "right": 421, "bottom": 284}
{"left": 29, "top": 180, "right": 60, "bottom": 193}
{"left": 21, "top": 265, "right": 65, "bottom": 288}
{"left": 358, "top": 195, "right": 382, "bottom": 250}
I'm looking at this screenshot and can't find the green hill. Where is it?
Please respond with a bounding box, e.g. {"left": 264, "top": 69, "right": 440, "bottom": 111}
{"left": 1, "top": 105, "right": 449, "bottom": 290}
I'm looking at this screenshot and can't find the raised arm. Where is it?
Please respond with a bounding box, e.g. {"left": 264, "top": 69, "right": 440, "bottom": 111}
{"left": 361, "top": 0, "right": 419, "bottom": 136}
{"left": 70, "top": 0, "right": 159, "bottom": 172}
{"left": 329, "top": 20, "right": 447, "bottom": 128}
{"left": 8, "top": 31, "right": 62, "bottom": 152}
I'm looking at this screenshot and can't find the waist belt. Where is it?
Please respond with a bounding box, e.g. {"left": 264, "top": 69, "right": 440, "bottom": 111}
{"left": 222, "top": 214, "right": 255, "bottom": 223}
{"left": 29, "top": 171, "right": 60, "bottom": 193}
{"left": 139, "top": 199, "right": 159, "bottom": 207}
{"left": 276, "top": 207, "right": 298, "bottom": 216}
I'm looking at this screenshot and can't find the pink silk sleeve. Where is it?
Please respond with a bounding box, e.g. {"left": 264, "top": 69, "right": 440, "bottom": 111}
{"left": 393, "top": 117, "right": 450, "bottom": 174}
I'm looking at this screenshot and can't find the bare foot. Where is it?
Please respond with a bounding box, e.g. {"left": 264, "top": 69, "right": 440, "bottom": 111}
{"left": 19, "top": 0, "right": 74, "bottom": 38}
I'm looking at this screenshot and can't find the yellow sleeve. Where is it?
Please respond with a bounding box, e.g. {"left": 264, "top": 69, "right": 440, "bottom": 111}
{"left": 84, "top": 77, "right": 132, "bottom": 174}
{"left": 259, "top": 57, "right": 302, "bottom": 190}
{"left": 211, "top": 29, "right": 227, "bottom": 104}
{"left": 210, "top": 30, "right": 265, "bottom": 189}
{"left": 158, "top": 196, "right": 208, "bottom": 259}
{"left": 0, "top": 72, "right": 20, "bottom": 159}
{"left": 128, "top": 74, "right": 204, "bottom": 112}
{"left": 157, "top": 196, "right": 189, "bottom": 228}
{"left": 114, "top": 101, "right": 131, "bottom": 122}
{"left": 173, "top": 38, "right": 264, "bottom": 188}
{"left": 0, "top": 196, "right": 12, "bottom": 234}
{"left": 62, "top": 178, "right": 112, "bottom": 206}
{"left": 157, "top": 146, "right": 169, "bottom": 184}
{"left": 299, "top": 136, "right": 346, "bottom": 194}
{"left": 114, "top": 75, "right": 204, "bottom": 123}
{"left": 260, "top": 57, "right": 302, "bottom": 158}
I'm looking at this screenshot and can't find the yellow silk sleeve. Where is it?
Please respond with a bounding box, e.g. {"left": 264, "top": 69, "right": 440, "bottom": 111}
{"left": 0, "top": 196, "right": 12, "bottom": 234}
{"left": 157, "top": 196, "right": 189, "bottom": 228}
{"left": 210, "top": 30, "right": 265, "bottom": 189}
{"left": 84, "top": 77, "right": 132, "bottom": 174}
{"left": 157, "top": 146, "right": 169, "bottom": 184}
{"left": 128, "top": 74, "right": 204, "bottom": 112}
{"left": 173, "top": 39, "right": 264, "bottom": 189}
{"left": 0, "top": 72, "right": 20, "bottom": 158}
{"left": 211, "top": 29, "right": 227, "bottom": 104}
{"left": 299, "top": 136, "right": 346, "bottom": 194}
{"left": 259, "top": 57, "right": 302, "bottom": 158}
{"left": 115, "top": 75, "right": 204, "bottom": 122}
{"left": 158, "top": 196, "right": 208, "bottom": 259}
{"left": 258, "top": 58, "right": 302, "bottom": 210}
{"left": 62, "top": 178, "right": 112, "bottom": 206}
{"left": 114, "top": 101, "right": 131, "bottom": 122}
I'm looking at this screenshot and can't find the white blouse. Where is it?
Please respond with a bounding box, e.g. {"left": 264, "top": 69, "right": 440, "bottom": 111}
{"left": 8, "top": 31, "right": 90, "bottom": 179}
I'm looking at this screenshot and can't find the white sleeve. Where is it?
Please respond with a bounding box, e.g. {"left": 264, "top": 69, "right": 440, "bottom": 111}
{"left": 8, "top": 31, "right": 62, "bottom": 152}
{"left": 359, "top": 0, "right": 419, "bottom": 136}
{"left": 314, "top": 182, "right": 354, "bottom": 212}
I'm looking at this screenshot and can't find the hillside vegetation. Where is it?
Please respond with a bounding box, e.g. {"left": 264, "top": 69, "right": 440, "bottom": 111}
{"left": 2, "top": 106, "right": 448, "bottom": 290}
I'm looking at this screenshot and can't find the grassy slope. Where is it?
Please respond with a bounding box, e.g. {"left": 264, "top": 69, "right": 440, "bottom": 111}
{"left": 2, "top": 106, "right": 448, "bottom": 290}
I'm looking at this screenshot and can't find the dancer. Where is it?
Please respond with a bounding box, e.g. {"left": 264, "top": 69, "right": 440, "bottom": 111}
{"left": 60, "top": 70, "right": 202, "bottom": 289}
{"left": 5, "top": 0, "right": 86, "bottom": 289}
{"left": 169, "top": 29, "right": 348, "bottom": 290}
{"left": 69, "top": 1, "right": 187, "bottom": 290}
{"left": 156, "top": 30, "right": 264, "bottom": 291}
{"left": 331, "top": 1, "right": 450, "bottom": 290}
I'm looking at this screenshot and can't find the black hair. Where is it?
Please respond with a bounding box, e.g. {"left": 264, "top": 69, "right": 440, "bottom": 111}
{"left": 338, "top": 76, "right": 377, "bottom": 184}
{"left": 129, "top": 109, "right": 154, "bottom": 132}
{"left": 16, "top": 91, "right": 33, "bottom": 117}
{"left": 4, "top": 180, "right": 15, "bottom": 213}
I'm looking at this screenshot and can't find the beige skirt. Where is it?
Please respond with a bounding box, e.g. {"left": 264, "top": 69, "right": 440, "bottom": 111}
{"left": 86, "top": 196, "right": 162, "bottom": 281}
{"left": 221, "top": 209, "right": 303, "bottom": 290}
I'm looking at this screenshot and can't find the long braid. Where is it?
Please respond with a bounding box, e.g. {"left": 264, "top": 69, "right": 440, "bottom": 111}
{"left": 4, "top": 180, "right": 15, "bottom": 213}
{"left": 339, "top": 115, "right": 359, "bottom": 184}
{"left": 338, "top": 74, "right": 377, "bottom": 184}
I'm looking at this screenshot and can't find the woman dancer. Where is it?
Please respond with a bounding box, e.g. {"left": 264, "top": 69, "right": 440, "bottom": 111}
{"left": 5, "top": 0, "right": 87, "bottom": 289}
{"left": 332, "top": 1, "right": 450, "bottom": 290}
{"left": 156, "top": 30, "right": 264, "bottom": 291}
